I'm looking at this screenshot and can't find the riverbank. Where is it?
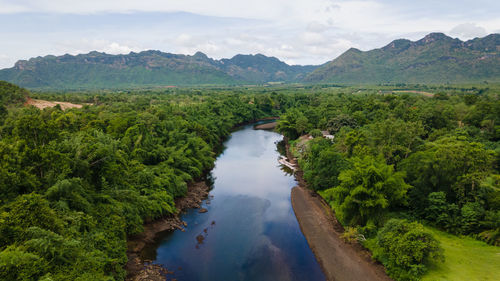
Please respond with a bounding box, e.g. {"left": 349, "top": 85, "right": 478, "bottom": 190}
{"left": 125, "top": 119, "right": 281, "bottom": 280}
{"left": 232, "top": 116, "right": 279, "bottom": 130}
{"left": 285, "top": 141, "right": 392, "bottom": 281}
{"left": 254, "top": 121, "right": 277, "bottom": 130}
{"left": 126, "top": 181, "right": 210, "bottom": 281}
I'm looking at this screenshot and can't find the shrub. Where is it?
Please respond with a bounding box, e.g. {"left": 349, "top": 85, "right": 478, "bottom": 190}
{"left": 309, "top": 129, "right": 323, "bottom": 138}
{"left": 373, "top": 219, "right": 444, "bottom": 281}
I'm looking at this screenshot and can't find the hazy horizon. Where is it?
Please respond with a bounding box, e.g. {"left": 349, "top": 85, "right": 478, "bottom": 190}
{"left": 1, "top": 0, "right": 499, "bottom": 69}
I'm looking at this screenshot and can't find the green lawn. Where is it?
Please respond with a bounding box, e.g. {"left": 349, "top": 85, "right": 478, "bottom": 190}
{"left": 423, "top": 227, "right": 500, "bottom": 281}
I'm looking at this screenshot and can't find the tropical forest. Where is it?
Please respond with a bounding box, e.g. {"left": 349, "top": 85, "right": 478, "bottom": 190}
{"left": 0, "top": 1, "right": 499, "bottom": 281}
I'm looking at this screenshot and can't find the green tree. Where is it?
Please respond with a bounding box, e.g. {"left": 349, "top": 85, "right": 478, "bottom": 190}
{"left": 301, "top": 139, "right": 348, "bottom": 191}
{"left": 321, "top": 156, "right": 410, "bottom": 226}
{"left": 374, "top": 219, "right": 444, "bottom": 281}
{"left": 276, "top": 108, "right": 308, "bottom": 139}
{"left": 402, "top": 137, "right": 495, "bottom": 214}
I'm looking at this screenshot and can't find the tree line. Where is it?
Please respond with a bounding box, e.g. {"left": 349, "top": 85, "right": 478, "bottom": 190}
{"left": 0, "top": 83, "right": 296, "bottom": 280}
{"left": 277, "top": 88, "right": 499, "bottom": 280}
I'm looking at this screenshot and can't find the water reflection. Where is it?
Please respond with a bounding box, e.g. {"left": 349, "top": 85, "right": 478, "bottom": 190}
{"left": 146, "top": 125, "right": 325, "bottom": 281}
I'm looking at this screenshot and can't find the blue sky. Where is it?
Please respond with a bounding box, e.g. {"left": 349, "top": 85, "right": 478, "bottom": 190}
{"left": 0, "top": 0, "right": 499, "bottom": 68}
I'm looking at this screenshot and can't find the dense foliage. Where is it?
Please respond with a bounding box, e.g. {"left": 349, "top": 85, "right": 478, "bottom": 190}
{"left": 371, "top": 219, "right": 444, "bottom": 281}
{"left": 0, "top": 82, "right": 294, "bottom": 280}
{"left": 0, "top": 81, "right": 499, "bottom": 280}
{"left": 0, "top": 81, "right": 27, "bottom": 118}
{"left": 277, "top": 84, "right": 500, "bottom": 279}
{"left": 321, "top": 156, "right": 410, "bottom": 228}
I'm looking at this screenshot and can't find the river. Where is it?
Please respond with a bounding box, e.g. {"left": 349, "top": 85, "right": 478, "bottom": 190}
{"left": 142, "top": 124, "right": 325, "bottom": 281}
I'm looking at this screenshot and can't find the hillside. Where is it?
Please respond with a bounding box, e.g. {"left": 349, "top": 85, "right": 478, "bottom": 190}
{"left": 305, "top": 33, "right": 500, "bottom": 84}
{"left": 2, "top": 33, "right": 499, "bottom": 88}
{"left": 0, "top": 80, "right": 28, "bottom": 106}
{"left": 0, "top": 51, "right": 315, "bottom": 89}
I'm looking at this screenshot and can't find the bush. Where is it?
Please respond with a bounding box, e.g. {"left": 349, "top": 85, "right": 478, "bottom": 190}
{"left": 341, "top": 227, "right": 366, "bottom": 243}
{"left": 373, "top": 219, "right": 444, "bottom": 281}
{"left": 0, "top": 248, "right": 47, "bottom": 281}
{"left": 309, "top": 129, "right": 323, "bottom": 138}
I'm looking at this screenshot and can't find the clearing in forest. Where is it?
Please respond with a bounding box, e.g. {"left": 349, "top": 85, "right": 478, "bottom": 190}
{"left": 25, "top": 97, "right": 89, "bottom": 110}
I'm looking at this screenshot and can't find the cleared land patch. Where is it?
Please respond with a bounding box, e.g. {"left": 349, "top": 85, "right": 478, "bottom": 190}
{"left": 25, "top": 97, "right": 89, "bottom": 110}
{"left": 392, "top": 90, "right": 434, "bottom": 97}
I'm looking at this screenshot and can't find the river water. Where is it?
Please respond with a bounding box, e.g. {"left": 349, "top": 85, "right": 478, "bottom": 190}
{"left": 144, "top": 124, "right": 325, "bottom": 281}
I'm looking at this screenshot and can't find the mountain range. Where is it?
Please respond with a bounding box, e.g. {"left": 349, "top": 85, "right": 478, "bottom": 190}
{"left": 0, "top": 33, "right": 498, "bottom": 89}
{"left": 0, "top": 51, "right": 316, "bottom": 89}
{"left": 306, "top": 33, "right": 500, "bottom": 84}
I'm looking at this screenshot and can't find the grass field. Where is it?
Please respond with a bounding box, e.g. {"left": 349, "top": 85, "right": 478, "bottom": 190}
{"left": 423, "top": 227, "right": 500, "bottom": 281}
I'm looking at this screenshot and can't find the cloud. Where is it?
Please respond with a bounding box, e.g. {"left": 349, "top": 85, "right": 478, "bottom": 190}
{"left": 450, "top": 23, "right": 488, "bottom": 39}
{"left": 52, "top": 39, "right": 141, "bottom": 56}
{"left": 299, "top": 32, "right": 326, "bottom": 45}
{"left": 306, "top": 21, "right": 330, "bottom": 33}
{"left": 0, "top": 54, "right": 15, "bottom": 70}
{"left": 0, "top": 1, "right": 27, "bottom": 13}
{"left": 101, "top": 42, "right": 138, "bottom": 54}
{"left": 0, "top": 1, "right": 499, "bottom": 68}
{"left": 175, "top": 34, "right": 196, "bottom": 46}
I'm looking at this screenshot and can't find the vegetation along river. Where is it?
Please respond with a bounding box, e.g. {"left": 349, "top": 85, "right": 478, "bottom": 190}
{"left": 142, "top": 124, "right": 325, "bottom": 281}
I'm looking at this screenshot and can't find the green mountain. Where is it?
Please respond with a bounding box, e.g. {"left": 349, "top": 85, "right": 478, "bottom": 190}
{"left": 2, "top": 33, "right": 498, "bottom": 89}
{"left": 305, "top": 33, "right": 500, "bottom": 84}
{"left": 0, "top": 51, "right": 316, "bottom": 89}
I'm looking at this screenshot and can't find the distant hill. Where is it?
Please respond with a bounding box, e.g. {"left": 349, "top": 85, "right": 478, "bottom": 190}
{"left": 305, "top": 33, "right": 500, "bottom": 84}
{"left": 0, "top": 51, "right": 316, "bottom": 89}
{"left": 1, "top": 33, "right": 499, "bottom": 89}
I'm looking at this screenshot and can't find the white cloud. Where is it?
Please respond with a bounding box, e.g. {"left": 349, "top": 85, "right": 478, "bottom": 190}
{"left": 101, "top": 42, "right": 137, "bottom": 54}
{"left": 306, "top": 21, "right": 329, "bottom": 33}
{"left": 299, "top": 32, "right": 326, "bottom": 45}
{"left": 0, "top": 1, "right": 28, "bottom": 13}
{"left": 450, "top": 23, "right": 488, "bottom": 39}
{"left": 175, "top": 34, "right": 196, "bottom": 46}
{"left": 0, "top": 1, "right": 499, "bottom": 68}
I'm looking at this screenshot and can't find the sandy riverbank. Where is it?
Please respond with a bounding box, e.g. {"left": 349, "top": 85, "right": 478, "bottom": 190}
{"left": 126, "top": 181, "right": 210, "bottom": 281}
{"left": 286, "top": 141, "right": 392, "bottom": 281}
{"left": 254, "top": 121, "right": 277, "bottom": 130}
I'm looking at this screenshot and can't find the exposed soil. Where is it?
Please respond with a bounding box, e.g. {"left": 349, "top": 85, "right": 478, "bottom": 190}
{"left": 232, "top": 117, "right": 279, "bottom": 129}
{"left": 286, "top": 140, "right": 392, "bottom": 281}
{"left": 24, "top": 97, "right": 90, "bottom": 110}
{"left": 392, "top": 90, "right": 434, "bottom": 97}
{"left": 254, "top": 121, "right": 277, "bottom": 130}
{"left": 126, "top": 181, "right": 210, "bottom": 281}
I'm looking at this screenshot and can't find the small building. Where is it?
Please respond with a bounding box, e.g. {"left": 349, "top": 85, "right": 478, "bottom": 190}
{"left": 321, "top": 131, "right": 335, "bottom": 140}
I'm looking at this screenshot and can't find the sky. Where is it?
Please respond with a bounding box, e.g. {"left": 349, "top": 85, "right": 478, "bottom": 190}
{"left": 0, "top": 0, "right": 499, "bottom": 68}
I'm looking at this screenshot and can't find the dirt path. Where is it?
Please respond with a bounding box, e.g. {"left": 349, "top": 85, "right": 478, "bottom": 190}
{"left": 285, "top": 140, "right": 391, "bottom": 281}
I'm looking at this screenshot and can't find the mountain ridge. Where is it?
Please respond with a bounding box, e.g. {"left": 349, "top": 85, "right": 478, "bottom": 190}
{"left": 305, "top": 33, "right": 500, "bottom": 84}
{"left": 1, "top": 50, "right": 317, "bottom": 89}
{"left": 1, "top": 33, "right": 499, "bottom": 89}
